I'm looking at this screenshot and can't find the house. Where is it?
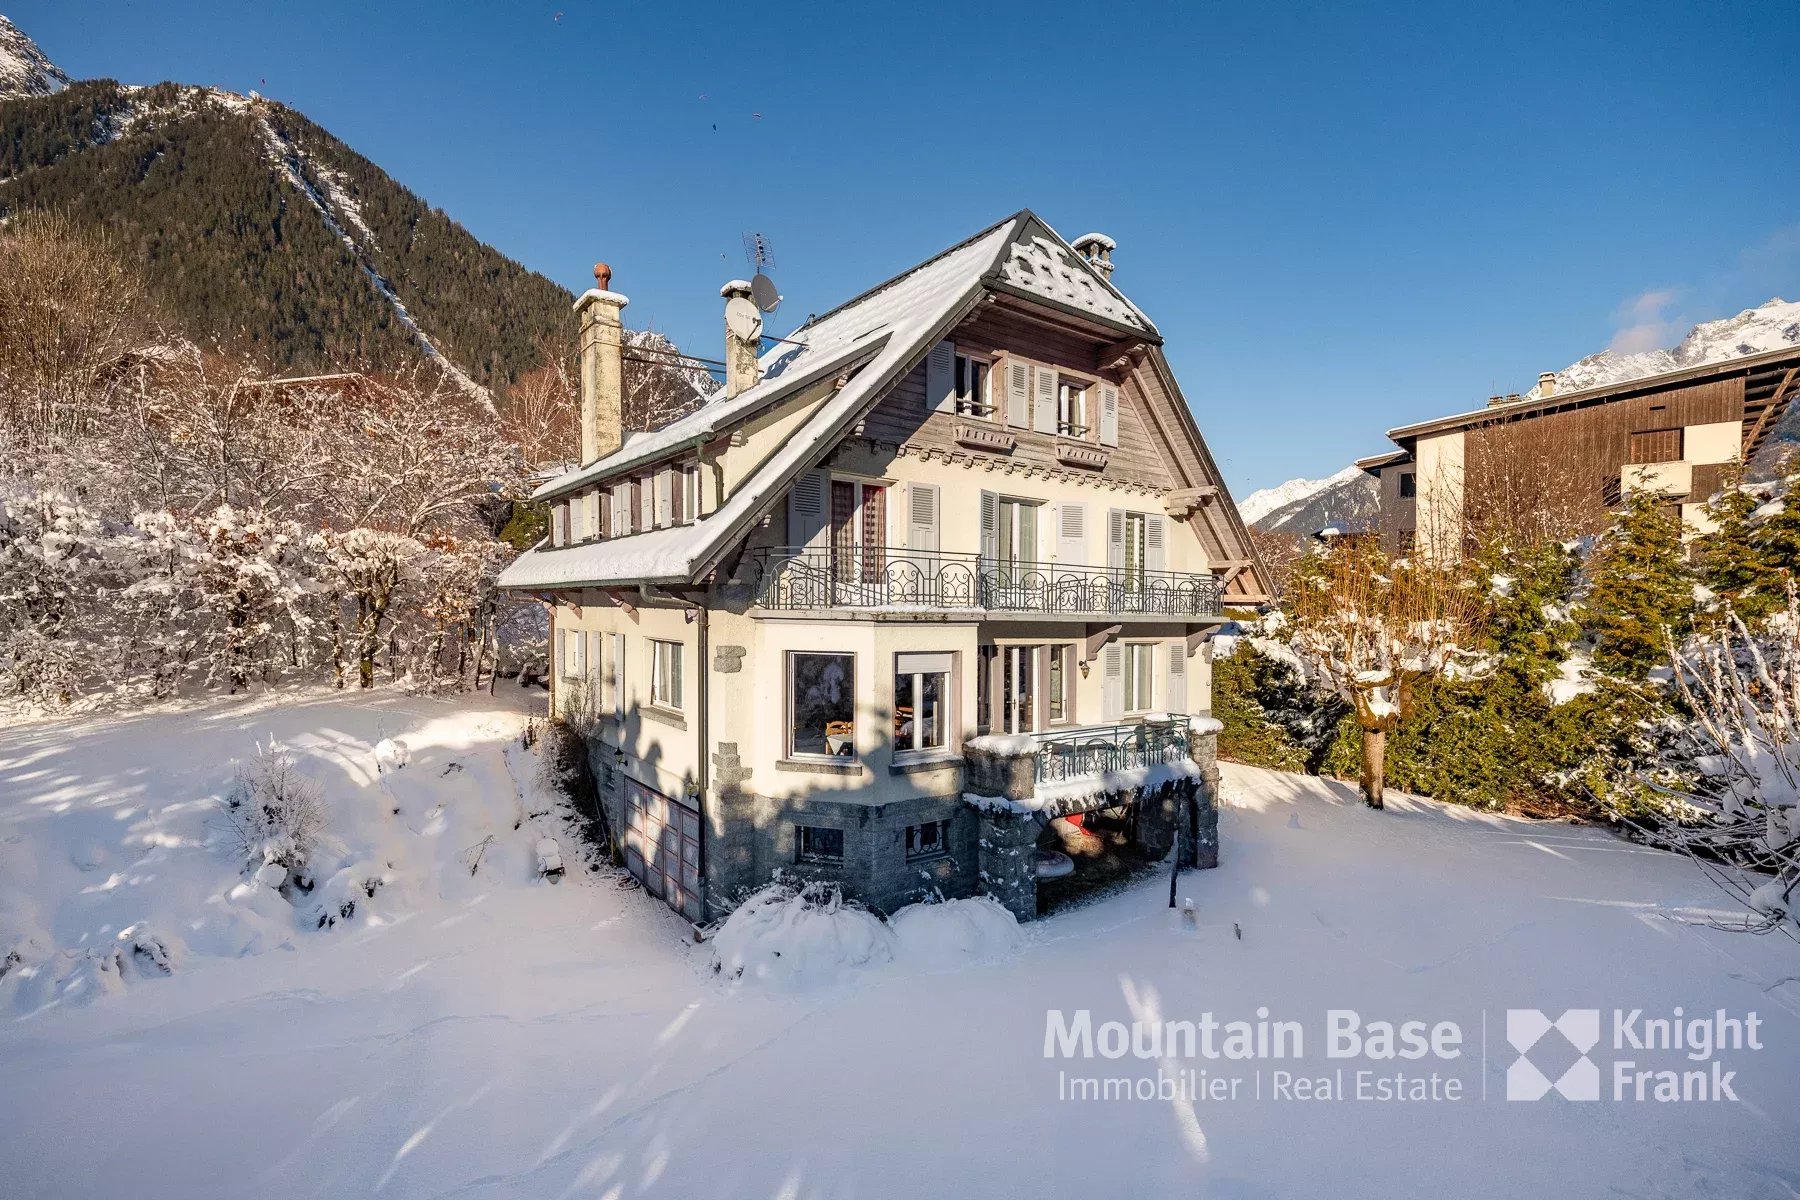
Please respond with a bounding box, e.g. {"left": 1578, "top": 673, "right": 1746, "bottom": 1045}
{"left": 498, "top": 212, "right": 1271, "bottom": 924}
{"left": 1360, "top": 347, "right": 1800, "bottom": 556}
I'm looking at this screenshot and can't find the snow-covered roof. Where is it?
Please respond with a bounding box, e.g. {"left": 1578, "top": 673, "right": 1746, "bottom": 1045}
{"left": 504, "top": 214, "right": 1054, "bottom": 589}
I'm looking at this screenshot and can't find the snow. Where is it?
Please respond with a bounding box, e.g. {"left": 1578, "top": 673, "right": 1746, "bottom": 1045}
{"left": 0, "top": 16, "right": 67, "bottom": 100}
{"left": 1545, "top": 651, "right": 1596, "bottom": 705}
{"left": 5, "top": 701, "right": 1800, "bottom": 1197}
{"left": 1239, "top": 465, "right": 1367, "bottom": 526}
{"left": 966, "top": 732, "right": 1038, "bottom": 756}
{"left": 1032, "top": 758, "right": 1205, "bottom": 809}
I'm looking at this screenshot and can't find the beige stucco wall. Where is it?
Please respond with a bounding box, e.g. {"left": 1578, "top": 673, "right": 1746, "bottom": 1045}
{"left": 1413, "top": 430, "right": 1465, "bottom": 561}
{"left": 1683, "top": 420, "right": 1742, "bottom": 467}
{"left": 1622, "top": 460, "right": 1694, "bottom": 497}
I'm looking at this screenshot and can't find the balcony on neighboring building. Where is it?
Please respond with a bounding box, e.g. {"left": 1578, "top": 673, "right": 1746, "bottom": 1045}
{"left": 747, "top": 545, "right": 1223, "bottom": 618}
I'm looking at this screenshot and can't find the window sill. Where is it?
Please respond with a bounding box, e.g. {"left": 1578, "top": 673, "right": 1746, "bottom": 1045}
{"left": 641, "top": 704, "right": 687, "bottom": 730}
{"left": 777, "top": 757, "right": 865, "bottom": 776}
{"left": 905, "top": 851, "right": 951, "bottom": 864}
{"left": 890, "top": 753, "right": 960, "bottom": 776}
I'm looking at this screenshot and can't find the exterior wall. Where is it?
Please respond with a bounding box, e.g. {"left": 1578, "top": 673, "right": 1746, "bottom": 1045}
{"left": 1621, "top": 459, "right": 1694, "bottom": 498}
{"left": 1684, "top": 420, "right": 1742, "bottom": 466}
{"left": 1368, "top": 459, "right": 1417, "bottom": 553}
{"left": 1413, "top": 430, "right": 1465, "bottom": 561}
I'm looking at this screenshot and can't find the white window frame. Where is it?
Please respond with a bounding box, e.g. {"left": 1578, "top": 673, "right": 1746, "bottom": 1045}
{"left": 649, "top": 639, "right": 683, "bottom": 712}
{"left": 1058, "top": 380, "right": 1089, "bottom": 439}
{"left": 953, "top": 350, "right": 994, "bottom": 419}
{"left": 893, "top": 651, "right": 953, "bottom": 759}
{"left": 1122, "top": 642, "right": 1155, "bottom": 714}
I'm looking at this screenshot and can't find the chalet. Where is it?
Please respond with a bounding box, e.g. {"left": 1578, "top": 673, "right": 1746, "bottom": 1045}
{"left": 498, "top": 213, "right": 1270, "bottom": 924}
{"left": 1360, "top": 347, "right": 1800, "bottom": 556}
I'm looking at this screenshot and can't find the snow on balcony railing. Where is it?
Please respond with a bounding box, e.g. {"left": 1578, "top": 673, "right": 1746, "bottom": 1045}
{"left": 1030, "top": 719, "right": 1193, "bottom": 785}
{"left": 748, "top": 546, "right": 1222, "bottom": 617}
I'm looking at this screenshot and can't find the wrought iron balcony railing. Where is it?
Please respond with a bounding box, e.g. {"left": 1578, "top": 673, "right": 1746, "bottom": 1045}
{"left": 1032, "top": 720, "right": 1194, "bottom": 784}
{"left": 748, "top": 545, "right": 1222, "bottom": 617}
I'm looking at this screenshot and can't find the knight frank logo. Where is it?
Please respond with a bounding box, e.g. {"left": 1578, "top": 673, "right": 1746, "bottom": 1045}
{"left": 1505, "top": 1009, "right": 1601, "bottom": 1101}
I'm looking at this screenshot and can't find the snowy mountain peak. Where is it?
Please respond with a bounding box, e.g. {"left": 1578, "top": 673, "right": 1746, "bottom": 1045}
{"left": 1527, "top": 297, "right": 1800, "bottom": 400}
{"left": 0, "top": 15, "right": 67, "bottom": 100}
{"left": 1240, "top": 465, "right": 1365, "bottom": 526}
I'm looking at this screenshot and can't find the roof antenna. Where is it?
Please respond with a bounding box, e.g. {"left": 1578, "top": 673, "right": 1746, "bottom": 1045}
{"left": 742, "top": 231, "right": 782, "bottom": 315}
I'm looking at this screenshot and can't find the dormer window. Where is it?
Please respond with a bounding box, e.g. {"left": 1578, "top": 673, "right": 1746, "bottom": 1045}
{"left": 954, "top": 352, "right": 993, "bottom": 418}
{"left": 1058, "top": 381, "right": 1089, "bottom": 438}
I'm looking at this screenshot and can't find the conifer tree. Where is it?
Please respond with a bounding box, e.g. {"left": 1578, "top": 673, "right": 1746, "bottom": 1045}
{"left": 1697, "top": 479, "right": 1786, "bottom": 623}
{"left": 1583, "top": 494, "right": 1694, "bottom": 676}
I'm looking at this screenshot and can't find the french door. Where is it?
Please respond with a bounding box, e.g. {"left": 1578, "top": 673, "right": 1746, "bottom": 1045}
{"left": 830, "top": 479, "right": 886, "bottom": 590}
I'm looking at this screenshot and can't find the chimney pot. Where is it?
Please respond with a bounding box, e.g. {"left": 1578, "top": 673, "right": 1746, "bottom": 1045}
{"left": 1071, "top": 232, "right": 1117, "bottom": 280}
{"left": 594, "top": 262, "right": 612, "bottom": 290}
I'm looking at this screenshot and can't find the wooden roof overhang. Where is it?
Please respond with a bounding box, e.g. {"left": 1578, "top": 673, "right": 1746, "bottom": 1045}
{"left": 1387, "top": 343, "right": 1800, "bottom": 458}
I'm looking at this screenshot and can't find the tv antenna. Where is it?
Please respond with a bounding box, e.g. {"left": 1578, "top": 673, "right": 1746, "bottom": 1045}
{"left": 742, "top": 231, "right": 782, "bottom": 315}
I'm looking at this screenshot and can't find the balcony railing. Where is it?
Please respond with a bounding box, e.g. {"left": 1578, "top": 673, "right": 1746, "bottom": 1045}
{"left": 749, "top": 545, "right": 1222, "bottom": 617}
{"left": 1032, "top": 720, "right": 1194, "bottom": 785}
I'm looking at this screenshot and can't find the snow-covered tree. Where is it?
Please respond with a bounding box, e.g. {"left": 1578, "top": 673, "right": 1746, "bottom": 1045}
{"left": 1287, "top": 538, "right": 1484, "bottom": 807}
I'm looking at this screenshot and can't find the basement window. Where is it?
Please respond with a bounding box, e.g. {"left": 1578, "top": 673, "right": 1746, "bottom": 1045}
{"left": 905, "top": 820, "right": 949, "bottom": 861}
{"left": 796, "top": 825, "right": 844, "bottom": 865}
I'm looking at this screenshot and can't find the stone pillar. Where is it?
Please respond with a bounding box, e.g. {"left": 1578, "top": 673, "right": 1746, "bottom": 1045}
{"left": 576, "top": 264, "right": 628, "bottom": 467}
{"left": 962, "top": 739, "right": 1040, "bottom": 922}
{"left": 1189, "top": 722, "right": 1221, "bottom": 870}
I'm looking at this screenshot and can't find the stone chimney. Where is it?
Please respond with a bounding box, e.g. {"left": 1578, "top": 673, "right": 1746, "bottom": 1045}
{"left": 576, "top": 263, "right": 628, "bottom": 467}
{"left": 1538, "top": 371, "right": 1557, "bottom": 397}
{"left": 1071, "top": 232, "right": 1117, "bottom": 280}
{"left": 720, "top": 279, "right": 763, "bottom": 399}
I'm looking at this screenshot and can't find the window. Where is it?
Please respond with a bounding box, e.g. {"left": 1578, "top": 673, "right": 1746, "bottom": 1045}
{"left": 1397, "top": 529, "right": 1417, "bottom": 555}
{"left": 1398, "top": 471, "right": 1416, "bottom": 499}
{"left": 679, "top": 463, "right": 700, "bottom": 524}
{"left": 893, "top": 652, "right": 951, "bottom": 755}
{"left": 796, "top": 825, "right": 844, "bottom": 864}
{"left": 790, "top": 652, "right": 855, "bottom": 757}
{"left": 996, "top": 498, "right": 1038, "bottom": 570}
{"left": 650, "top": 639, "right": 683, "bottom": 711}
{"left": 1121, "top": 511, "right": 1148, "bottom": 588}
{"left": 1629, "top": 428, "right": 1683, "bottom": 465}
{"left": 905, "top": 820, "right": 949, "bottom": 861}
{"left": 978, "top": 643, "right": 1068, "bottom": 734}
{"left": 954, "top": 351, "right": 992, "bottom": 418}
{"left": 830, "top": 479, "right": 887, "bottom": 582}
{"left": 1058, "top": 381, "right": 1089, "bottom": 438}
{"left": 560, "top": 627, "right": 585, "bottom": 679}
{"left": 1122, "top": 643, "right": 1154, "bottom": 713}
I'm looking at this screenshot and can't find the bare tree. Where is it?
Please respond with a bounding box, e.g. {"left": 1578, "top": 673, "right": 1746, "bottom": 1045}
{"left": 1462, "top": 419, "right": 1611, "bottom": 551}
{"left": 0, "top": 211, "right": 155, "bottom": 442}
{"left": 1287, "top": 538, "right": 1485, "bottom": 807}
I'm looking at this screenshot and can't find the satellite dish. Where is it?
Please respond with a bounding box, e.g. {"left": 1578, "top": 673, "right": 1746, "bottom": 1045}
{"left": 750, "top": 271, "right": 781, "bottom": 314}
{"left": 725, "top": 295, "right": 763, "bottom": 343}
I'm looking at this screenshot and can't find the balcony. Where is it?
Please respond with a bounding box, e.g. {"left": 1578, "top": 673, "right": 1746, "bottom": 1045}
{"left": 1031, "top": 720, "right": 1194, "bottom": 785}
{"left": 748, "top": 545, "right": 1222, "bottom": 617}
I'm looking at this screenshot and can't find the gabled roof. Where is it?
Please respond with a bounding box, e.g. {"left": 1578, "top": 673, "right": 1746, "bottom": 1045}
{"left": 498, "top": 212, "right": 1234, "bottom": 594}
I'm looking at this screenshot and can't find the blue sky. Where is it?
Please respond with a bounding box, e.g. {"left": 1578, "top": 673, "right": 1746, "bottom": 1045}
{"left": 15, "top": 0, "right": 1800, "bottom": 496}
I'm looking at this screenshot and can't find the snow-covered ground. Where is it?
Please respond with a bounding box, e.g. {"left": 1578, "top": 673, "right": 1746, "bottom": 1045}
{"left": 3, "top": 697, "right": 1799, "bottom": 1198}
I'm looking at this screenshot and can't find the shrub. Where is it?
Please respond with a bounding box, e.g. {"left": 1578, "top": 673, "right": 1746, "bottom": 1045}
{"left": 221, "top": 741, "right": 327, "bottom": 874}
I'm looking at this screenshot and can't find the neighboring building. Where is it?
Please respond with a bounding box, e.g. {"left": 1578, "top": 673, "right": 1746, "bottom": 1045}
{"left": 1361, "top": 347, "right": 1800, "bottom": 556}
{"left": 498, "top": 212, "right": 1269, "bottom": 925}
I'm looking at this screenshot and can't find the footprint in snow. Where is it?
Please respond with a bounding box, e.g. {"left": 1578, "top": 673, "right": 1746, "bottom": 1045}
{"left": 1288, "top": 813, "right": 1303, "bottom": 830}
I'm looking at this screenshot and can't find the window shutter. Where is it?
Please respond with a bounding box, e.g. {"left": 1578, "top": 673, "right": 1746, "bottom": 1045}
{"left": 927, "top": 341, "right": 956, "bottom": 413}
{"left": 908, "top": 483, "right": 940, "bottom": 553}
{"left": 1099, "top": 382, "right": 1120, "bottom": 447}
{"left": 655, "top": 469, "right": 674, "bottom": 527}
{"left": 787, "top": 469, "right": 830, "bottom": 552}
{"left": 1057, "top": 502, "right": 1086, "bottom": 566}
{"left": 573, "top": 629, "right": 587, "bottom": 678}
{"left": 1106, "top": 508, "right": 1126, "bottom": 573}
{"left": 1167, "top": 642, "right": 1187, "bottom": 714}
{"left": 1146, "top": 514, "right": 1167, "bottom": 576}
{"left": 553, "top": 502, "right": 568, "bottom": 546}
{"left": 979, "top": 490, "right": 999, "bottom": 567}
{"left": 1006, "top": 359, "right": 1030, "bottom": 428}
{"left": 1032, "top": 366, "right": 1057, "bottom": 435}
{"left": 589, "top": 631, "right": 604, "bottom": 692}
{"left": 638, "top": 476, "right": 654, "bottom": 530}
{"left": 1101, "top": 643, "right": 1123, "bottom": 721}
{"left": 608, "top": 484, "right": 624, "bottom": 535}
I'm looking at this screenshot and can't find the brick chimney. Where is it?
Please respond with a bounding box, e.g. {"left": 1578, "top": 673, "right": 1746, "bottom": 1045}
{"left": 721, "top": 279, "right": 763, "bottom": 399}
{"left": 1071, "top": 232, "right": 1116, "bottom": 280}
{"left": 1538, "top": 371, "right": 1557, "bottom": 397}
{"left": 576, "top": 263, "right": 628, "bottom": 467}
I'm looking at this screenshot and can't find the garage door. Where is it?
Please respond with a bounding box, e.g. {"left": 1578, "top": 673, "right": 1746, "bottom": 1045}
{"left": 623, "top": 780, "right": 703, "bottom": 922}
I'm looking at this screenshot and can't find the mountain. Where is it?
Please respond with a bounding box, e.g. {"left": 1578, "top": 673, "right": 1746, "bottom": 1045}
{"left": 1526, "top": 297, "right": 1800, "bottom": 400}
{"left": 1244, "top": 468, "right": 1379, "bottom": 537}
{"left": 0, "top": 17, "right": 574, "bottom": 399}
{"left": 0, "top": 15, "right": 66, "bottom": 99}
